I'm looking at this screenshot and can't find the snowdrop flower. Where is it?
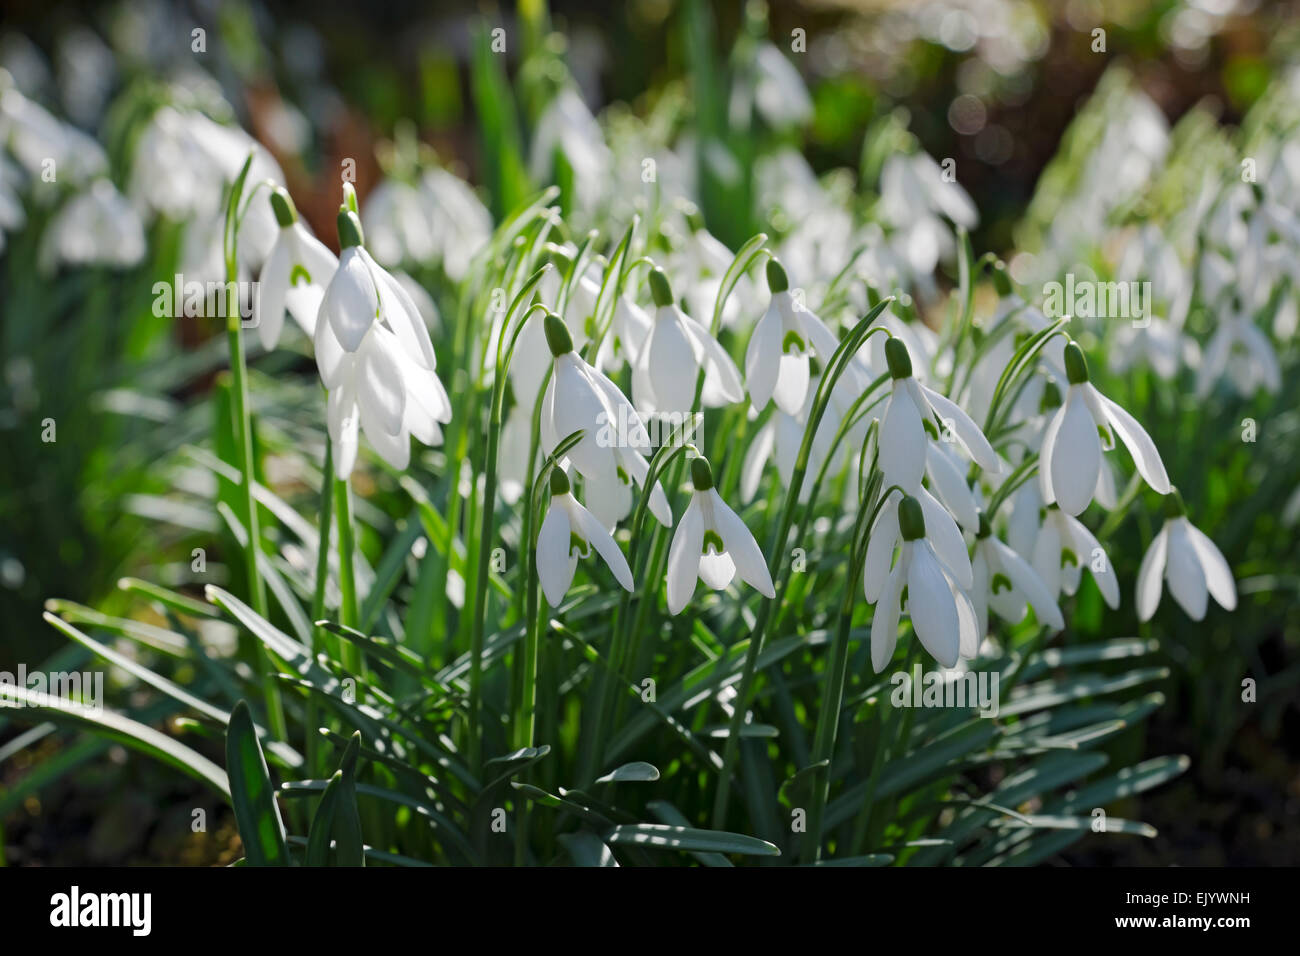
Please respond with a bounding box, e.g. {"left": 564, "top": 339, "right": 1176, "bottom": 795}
{"left": 867, "top": 495, "right": 980, "bottom": 672}
{"left": 863, "top": 486, "right": 973, "bottom": 601}
{"left": 38, "top": 178, "right": 144, "bottom": 271}
{"left": 530, "top": 87, "right": 611, "bottom": 222}
{"left": 1040, "top": 342, "right": 1170, "bottom": 516}
{"left": 1195, "top": 307, "right": 1281, "bottom": 399}
{"left": 632, "top": 269, "right": 743, "bottom": 415}
{"left": 537, "top": 467, "right": 635, "bottom": 607}
{"left": 878, "top": 337, "right": 999, "bottom": 494}
{"left": 129, "top": 106, "right": 284, "bottom": 271}
{"left": 0, "top": 83, "right": 106, "bottom": 184}
{"left": 1136, "top": 490, "right": 1236, "bottom": 621}
{"left": 971, "top": 513, "right": 1064, "bottom": 636}
{"left": 362, "top": 166, "right": 492, "bottom": 280}
{"left": 666, "top": 457, "right": 774, "bottom": 614}
{"left": 1031, "top": 504, "right": 1119, "bottom": 610}
{"left": 254, "top": 188, "right": 338, "bottom": 350}
{"left": 315, "top": 208, "right": 450, "bottom": 479}
{"left": 747, "top": 42, "right": 813, "bottom": 130}
{"left": 540, "top": 313, "right": 671, "bottom": 527}
{"left": 745, "top": 258, "right": 843, "bottom": 416}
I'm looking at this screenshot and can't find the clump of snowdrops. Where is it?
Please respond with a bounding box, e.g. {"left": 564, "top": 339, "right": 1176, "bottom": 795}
{"left": 8, "top": 34, "right": 1292, "bottom": 866}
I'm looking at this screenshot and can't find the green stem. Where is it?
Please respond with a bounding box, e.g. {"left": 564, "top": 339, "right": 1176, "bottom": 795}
{"left": 223, "top": 154, "right": 284, "bottom": 741}
{"left": 307, "top": 439, "right": 334, "bottom": 776}
{"left": 711, "top": 305, "right": 893, "bottom": 829}
{"left": 333, "top": 477, "right": 361, "bottom": 673}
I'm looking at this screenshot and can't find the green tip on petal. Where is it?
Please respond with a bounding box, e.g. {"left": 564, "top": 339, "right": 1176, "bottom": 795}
{"left": 1163, "top": 487, "right": 1185, "bottom": 518}
{"left": 649, "top": 268, "right": 674, "bottom": 308}
{"left": 549, "top": 467, "right": 571, "bottom": 496}
{"left": 976, "top": 511, "right": 991, "bottom": 539}
{"left": 544, "top": 312, "right": 573, "bottom": 356}
{"left": 270, "top": 188, "right": 297, "bottom": 228}
{"left": 766, "top": 257, "right": 789, "bottom": 293}
{"left": 1064, "top": 342, "right": 1089, "bottom": 384}
{"left": 337, "top": 208, "right": 364, "bottom": 249}
{"left": 342, "top": 182, "right": 359, "bottom": 214}
{"left": 898, "top": 495, "right": 926, "bottom": 541}
{"left": 690, "top": 456, "right": 714, "bottom": 492}
{"left": 884, "top": 337, "right": 913, "bottom": 379}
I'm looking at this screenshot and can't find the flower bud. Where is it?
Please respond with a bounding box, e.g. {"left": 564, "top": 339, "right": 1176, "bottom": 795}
{"left": 1064, "top": 342, "right": 1089, "bottom": 385}
{"left": 898, "top": 495, "right": 926, "bottom": 541}
{"left": 766, "top": 257, "right": 789, "bottom": 294}
{"left": 690, "top": 456, "right": 715, "bottom": 492}
{"left": 337, "top": 208, "right": 364, "bottom": 250}
{"left": 885, "top": 337, "right": 913, "bottom": 379}
{"left": 649, "top": 268, "right": 674, "bottom": 308}
{"left": 544, "top": 312, "right": 574, "bottom": 356}
{"left": 270, "top": 187, "right": 297, "bottom": 228}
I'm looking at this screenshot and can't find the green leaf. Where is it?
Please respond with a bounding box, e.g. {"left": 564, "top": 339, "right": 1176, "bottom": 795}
{"left": 0, "top": 684, "right": 228, "bottom": 798}
{"left": 558, "top": 832, "right": 620, "bottom": 867}
{"left": 596, "top": 761, "right": 660, "bottom": 784}
{"left": 604, "top": 824, "right": 780, "bottom": 857}
{"left": 224, "top": 699, "right": 290, "bottom": 866}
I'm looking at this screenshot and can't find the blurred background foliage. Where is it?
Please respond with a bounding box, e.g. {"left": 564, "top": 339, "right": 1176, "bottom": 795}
{"left": 1, "top": 0, "right": 1298, "bottom": 864}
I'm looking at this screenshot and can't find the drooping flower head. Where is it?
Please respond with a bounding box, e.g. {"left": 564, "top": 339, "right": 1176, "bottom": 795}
{"left": 666, "top": 457, "right": 775, "bottom": 614}
{"left": 1136, "top": 489, "right": 1236, "bottom": 622}
{"left": 254, "top": 187, "right": 338, "bottom": 350}
{"left": 1040, "top": 342, "right": 1170, "bottom": 515}
{"left": 537, "top": 467, "right": 635, "bottom": 607}
{"left": 315, "top": 200, "right": 450, "bottom": 479}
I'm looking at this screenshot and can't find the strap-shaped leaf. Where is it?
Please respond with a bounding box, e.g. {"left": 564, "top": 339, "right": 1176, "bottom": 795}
{"left": 225, "top": 699, "right": 290, "bottom": 866}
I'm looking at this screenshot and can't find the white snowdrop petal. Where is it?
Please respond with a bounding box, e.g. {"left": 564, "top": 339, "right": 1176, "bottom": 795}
{"left": 1135, "top": 524, "right": 1169, "bottom": 622}
{"left": 326, "top": 247, "right": 379, "bottom": 351}
{"left": 925, "top": 443, "right": 979, "bottom": 530}
{"left": 863, "top": 494, "right": 900, "bottom": 603}
{"left": 952, "top": 579, "right": 982, "bottom": 660}
{"left": 992, "top": 537, "right": 1064, "bottom": 631}
{"left": 1185, "top": 522, "right": 1237, "bottom": 612}
{"left": 666, "top": 497, "right": 705, "bottom": 615}
{"left": 1165, "top": 521, "right": 1208, "bottom": 620}
{"left": 769, "top": 349, "right": 809, "bottom": 417}
{"left": 907, "top": 542, "right": 961, "bottom": 669}
{"left": 880, "top": 383, "right": 926, "bottom": 491}
{"left": 1063, "top": 513, "right": 1119, "bottom": 609}
{"left": 358, "top": 334, "right": 406, "bottom": 436}
{"left": 871, "top": 563, "right": 904, "bottom": 673}
{"left": 918, "top": 487, "right": 973, "bottom": 589}
{"left": 648, "top": 311, "right": 701, "bottom": 416}
{"left": 328, "top": 383, "right": 360, "bottom": 480}
{"left": 1051, "top": 388, "right": 1101, "bottom": 516}
{"left": 698, "top": 548, "right": 736, "bottom": 590}
{"left": 1095, "top": 386, "right": 1171, "bottom": 494}
{"left": 919, "top": 382, "right": 998, "bottom": 473}
{"left": 537, "top": 501, "right": 575, "bottom": 607}
{"left": 709, "top": 490, "right": 775, "bottom": 598}
{"left": 255, "top": 233, "right": 290, "bottom": 351}
{"left": 1038, "top": 403, "right": 1066, "bottom": 505}
{"left": 569, "top": 496, "right": 635, "bottom": 592}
